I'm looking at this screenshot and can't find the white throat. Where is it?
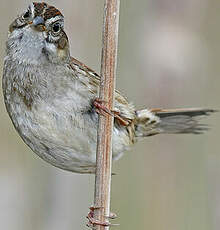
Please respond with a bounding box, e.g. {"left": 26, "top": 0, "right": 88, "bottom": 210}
{"left": 7, "top": 26, "right": 48, "bottom": 66}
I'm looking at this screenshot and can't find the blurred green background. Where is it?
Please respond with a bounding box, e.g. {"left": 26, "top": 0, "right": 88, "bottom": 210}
{"left": 0, "top": 0, "right": 219, "bottom": 230}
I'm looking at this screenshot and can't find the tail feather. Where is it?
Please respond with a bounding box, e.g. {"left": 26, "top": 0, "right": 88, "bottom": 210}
{"left": 135, "top": 108, "right": 216, "bottom": 137}
{"left": 155, "top": 108, "right": 215, "bottom": 118}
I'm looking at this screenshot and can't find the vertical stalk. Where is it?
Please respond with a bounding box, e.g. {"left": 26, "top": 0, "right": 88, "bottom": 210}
{"left": 93, "top": 0, "right": 120, "bottom": 230}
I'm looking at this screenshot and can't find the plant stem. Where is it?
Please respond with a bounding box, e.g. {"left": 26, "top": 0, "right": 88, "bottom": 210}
{"left": 93, "top": 0, "right": 120, "bottom": 229}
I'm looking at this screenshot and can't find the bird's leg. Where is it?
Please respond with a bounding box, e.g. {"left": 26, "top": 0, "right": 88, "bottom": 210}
{"left": 93, "top": 98, "right": 111, "bottom": 116}
{"left": 93, "top": 98, "right": 130, "bottom": 126}
{"left": 87, "top": 207, "right": 111, "bottom": 228}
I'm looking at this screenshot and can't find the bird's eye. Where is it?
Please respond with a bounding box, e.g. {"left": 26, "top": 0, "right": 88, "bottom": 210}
{"left": 23, "top": 10, "right": 30, "bottom": 19}
{"left": 52, "top": 23, "right": 61, "bottom": 34}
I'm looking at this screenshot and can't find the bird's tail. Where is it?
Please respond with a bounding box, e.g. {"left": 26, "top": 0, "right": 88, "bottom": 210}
{"left": 135, "top": 108, "right": 216, "bottom": 137}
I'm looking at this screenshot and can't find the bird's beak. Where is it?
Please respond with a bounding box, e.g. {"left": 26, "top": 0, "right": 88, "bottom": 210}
{"left": 9, "top": 16, "right": 46, "bottom": 34}
{"left": 33, "top": 16, "right": 44, "bottom": 26}
{"left": 31, "top": 16, "right": 46, "bottom": 32}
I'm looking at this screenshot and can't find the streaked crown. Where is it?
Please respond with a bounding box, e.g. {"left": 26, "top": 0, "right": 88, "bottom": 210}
{"left": 32, "top": 2, "right": 63, "bottom": 20}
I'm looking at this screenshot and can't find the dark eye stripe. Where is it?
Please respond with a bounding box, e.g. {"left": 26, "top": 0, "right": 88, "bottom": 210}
{"left": 23, "top": 10, "right": 30, "bottom": 19}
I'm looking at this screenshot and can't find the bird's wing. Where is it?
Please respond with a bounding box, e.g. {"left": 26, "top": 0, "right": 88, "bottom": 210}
{"left": 69, "top": 57, "right": 135, "bottom": 122}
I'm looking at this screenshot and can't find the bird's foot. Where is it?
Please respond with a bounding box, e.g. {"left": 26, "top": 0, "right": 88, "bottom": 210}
{"left": 93, "top": 98, "right": 130, "bottom": 126}
{"left": 87, "top": 207, "right": 110, "bottom": 228}
{"left": 87, "top": 206, "right": 118, "bottom": 228}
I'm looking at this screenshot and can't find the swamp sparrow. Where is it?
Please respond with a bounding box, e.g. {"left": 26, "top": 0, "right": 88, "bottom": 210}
{"left": 2, "top": 2, "right": 215, "bottom": 173}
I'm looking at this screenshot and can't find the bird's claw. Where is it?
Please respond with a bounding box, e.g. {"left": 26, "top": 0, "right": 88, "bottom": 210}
{"left": 87, "top": 206, "right": 118, "bottom": 228}
{"left": 93, "top": 98, "right": 130, "bottom": 126}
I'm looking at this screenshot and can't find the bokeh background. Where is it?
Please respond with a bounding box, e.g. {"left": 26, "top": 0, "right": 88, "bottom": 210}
{"left": 0, "top": 0, "right": 219, "bottom": 229}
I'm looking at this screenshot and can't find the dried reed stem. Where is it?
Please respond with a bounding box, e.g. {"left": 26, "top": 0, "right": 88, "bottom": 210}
{"left": 93, "top": 0, "right": 120, "bottom": 229}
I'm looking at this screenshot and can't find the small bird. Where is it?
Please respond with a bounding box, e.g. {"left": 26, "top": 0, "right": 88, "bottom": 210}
{"left": 2, "top": 2, "right": 215, "bottom": 173}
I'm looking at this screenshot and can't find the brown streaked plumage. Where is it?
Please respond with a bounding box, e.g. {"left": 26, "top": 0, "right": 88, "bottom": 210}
{"left": 33, "top": 2, "right": 47, "bottom": 15}
{"left": 44, "top": 5, "right": 63, "bottom": 20}
{"left": 33, "top": 2, "right": 63, "bottom": 19}
{"left": 2, "top": 2, "right": 216, "bottom": 173}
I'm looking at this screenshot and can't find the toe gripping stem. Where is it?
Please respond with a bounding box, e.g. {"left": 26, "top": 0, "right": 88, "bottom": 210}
{"left": 87, "top": 207, "right": 118, "bottom": 228}
{"left": 93, "top": 98, "right": 130, "bottom": 126}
